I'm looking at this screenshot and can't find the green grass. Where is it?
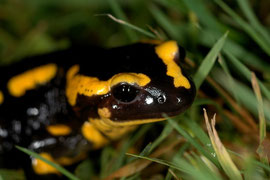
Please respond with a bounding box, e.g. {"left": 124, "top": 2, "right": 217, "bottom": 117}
{"left": 1, "top": 0, "right": 270, "bottom": 179}
{"left": 193, "top": 31, "right": 228, "bottom": 89}
{"left": 16, "top": 146, "right": 80, "bottom": 180}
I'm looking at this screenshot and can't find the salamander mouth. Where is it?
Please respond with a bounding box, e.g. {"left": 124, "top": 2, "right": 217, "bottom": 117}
{"left": 101, "top": 116, "right": 167, "bottom": 126}
{"left": 112, "top": 110, "right": 181, "bottom": 121}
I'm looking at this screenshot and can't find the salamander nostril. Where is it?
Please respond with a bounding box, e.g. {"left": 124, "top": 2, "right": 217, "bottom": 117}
{"left": 111, "top": 83, "right": 140, "bottom": 103}
{"left": 157, "top": 95, "right": 166, "bottom": 104}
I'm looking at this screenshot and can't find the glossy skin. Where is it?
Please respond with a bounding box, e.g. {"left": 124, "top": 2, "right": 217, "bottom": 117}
{"left": 74, "top": 42, "right": 195, "bottom": 122}
{"left": 0, "top": 41, "right": 196, "bottom": 176}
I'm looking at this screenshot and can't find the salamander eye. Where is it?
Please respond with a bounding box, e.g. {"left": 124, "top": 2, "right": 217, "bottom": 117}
{"left": 111, "top": 83, "right": 140, "bottom": 103}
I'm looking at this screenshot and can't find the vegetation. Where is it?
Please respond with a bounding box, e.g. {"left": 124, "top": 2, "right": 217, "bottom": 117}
{"left": 1, "top": 0, "right": 270, "bottom": 179}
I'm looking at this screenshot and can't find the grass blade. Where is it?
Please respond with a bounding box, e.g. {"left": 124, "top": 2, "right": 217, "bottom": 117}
{"left": 251, "top": 73, "right": 266, "bottom": 142}
{"left": 193, "top": 31, "right": 228, "bottom": 89}
{"left": 104, "top": 136, "right": 182, "bottom": 179}
{"left": 199, "top": 29, "right": 270, "bottom": 72}
{"left": 107, "top": 0, "right": 137, "bottom": 41}
{"left": 75, "top": 159, "right": 94, "bottom": 180}
{"left": 218, "top": 55, "right": 240, "bottom": 104}
{"left": 149, "top": 4, "right": 182, "bottom": 41}
{"left": 225, "top": 52, "right": 270, "bottom": 100}
{"left": 149, "top": 122, "right": 173, "bottom": 152}
{"left": 105, "top": 124, "right": 152, "bottom": 177}
{"left": 251, "top": 73, "right": 269, "bottom": 164}
{"left": 127, "top": 153, "right": 220, "bottom": 180}
{"left": 99, "top": 14, "right": 156, "bottom": 39}
{"left": 203, "top": 109, "right": 242, "bottom": 180}
{"left": 212, "top": 69, "right": 270, "bottom": 123}
{"left": 214, "top": 0, "right": 270, "bottom": 56}
{"left": 237, "top": 0, "right": 270, "bottom": 44}
{"left": 167, "top": 117, "right": 219, "bottom": 166}
{"left": 181, "top": 0, "right": 223, "bottom": 32}
{"left": 15, "top": 146, "right": 79, "bottom": 180}
{"left": 183, "top": 116, "right": 214, "bottom": 154}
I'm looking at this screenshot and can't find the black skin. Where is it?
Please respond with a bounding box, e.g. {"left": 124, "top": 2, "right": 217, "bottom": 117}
{"left": 0, "top": 42, "right": 196, "bottom": 179}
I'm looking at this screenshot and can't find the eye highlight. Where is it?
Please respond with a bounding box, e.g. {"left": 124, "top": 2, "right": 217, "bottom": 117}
{"left": 111, "top": 83, "right": 140, "bottom": 103}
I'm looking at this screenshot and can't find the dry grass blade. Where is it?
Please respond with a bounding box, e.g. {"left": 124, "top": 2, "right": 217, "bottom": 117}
{"left": 204, "top": 108, "right": 242, "bottom": 180}
{"left": 251, "top": 72, "right": 268, "bottom": 164}
{"left": 251, "top": 73, "right": 266, "bottom": 142}
{"left": 207, "top": 77, "right": 257, "bottom": 131}
{"left": 96, "top": 13, "right": 156, "bottom": 39}
{"left": 168, "top": 169, "right": 181, "bottom": 180}
{"left": 103, "top": 138, "right": 184, "bottom": 180}
{"left": 223, "top": 110, "right": 252, "bottom": 133}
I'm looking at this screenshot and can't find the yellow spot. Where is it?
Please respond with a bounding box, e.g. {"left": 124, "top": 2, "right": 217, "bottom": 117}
{"left": 56, "top": 157, "right": 76, "bottom": 166}
{"left": 8, "top": 64, "right": 57, "bottom": 97}
{"left": 32, "top": 152, "right": 86, "bottom": 175}
{"left": 46, "top": 124, "right": 72, "bottom": 136}
{"left": 98, "top": 108, "right": 111, "bottom": 119}
{"left": 66, "top": 65, "right": 150, "bottom": 106}
{"left": 88, "top": 117, "right": 166, "bottom": 141}
{"left": 66, "top": 64, "right": 79, "bottom": 80}
{"left": 110, "top": 73, "right": 150, "bottom": 87}
{"left": 56, "top": 153, "right": 86, "bottom": 166}
{"left": 81, "top": 121, "right": 109, "bottom": 149}
{"left": 155, "top": 41, "right": 191, "bottom": 89}
{"left": 32, "top": 153, "right": 59, "bottom": 175}
{"left": 88, "top": 117, "right": 167, "bottom": 141}
{"left": 66, "top": 65, "right": 109, "bottom": 105}
{"left": 89, "top": 118, "right": 137, "bottom": 140}
{"left": 0, "top": 91, "right": 3, "bottom": 104}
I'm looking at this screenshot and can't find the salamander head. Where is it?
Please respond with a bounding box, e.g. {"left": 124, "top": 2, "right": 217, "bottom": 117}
{"left": 67, "top": 40, "right": 196, "bottom": 126}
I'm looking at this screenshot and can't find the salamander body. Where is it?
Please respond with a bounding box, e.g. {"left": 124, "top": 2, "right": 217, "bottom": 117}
{"left": 0, "top": 40, "right": 196, "bottom": 176}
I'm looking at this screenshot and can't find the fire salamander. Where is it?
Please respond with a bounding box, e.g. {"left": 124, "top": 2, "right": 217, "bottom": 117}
{"left": 0, "top": 41, "right": 196, "bottom": 177}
